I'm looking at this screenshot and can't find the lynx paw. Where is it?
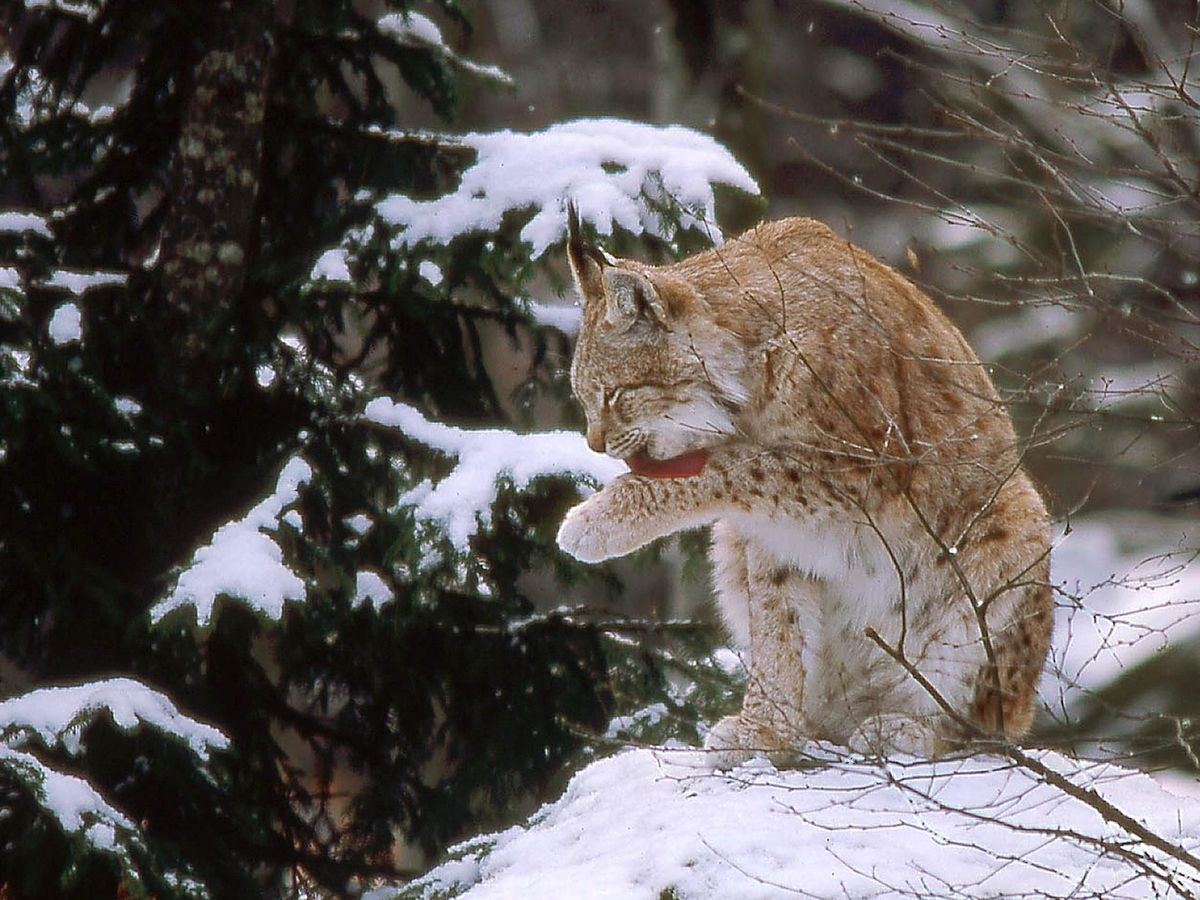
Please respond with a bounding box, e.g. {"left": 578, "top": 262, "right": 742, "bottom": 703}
{"left": 702, "top": 715, "right": 758, "bottom": 770}
{"left": 556, "top": 494, "right": 635, "bottom": 563}
{"left": 847, "top": 713, "right": 940, "bottom": 758}
{"left": 703, "top": 714, "right": 807, "bottom": 770}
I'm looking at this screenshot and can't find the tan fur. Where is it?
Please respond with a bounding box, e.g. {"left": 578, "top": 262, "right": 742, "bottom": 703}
{"left": 557, "top": 217, "right": 1053, "bottom": 765}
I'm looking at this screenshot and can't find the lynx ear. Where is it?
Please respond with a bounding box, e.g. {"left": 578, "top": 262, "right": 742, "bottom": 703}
{"left": 566, "top": 201, "right": 608, "bottom": 300}
{"left": 602, "top": 269, "right": 668, "bottom": 331}
{"left": 565, "top": 202, "right": 662, "bottom": 329}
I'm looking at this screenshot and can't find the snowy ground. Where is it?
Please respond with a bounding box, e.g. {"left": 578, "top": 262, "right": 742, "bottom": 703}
{"left": 375, "top": 509, "right": 1200, "bottom": 900}
{"left": 385, "top": 745, "right": 1200, "bottom": 899}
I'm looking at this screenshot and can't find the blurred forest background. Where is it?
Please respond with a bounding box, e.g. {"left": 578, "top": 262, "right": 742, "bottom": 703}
{"left": 1, "top": 0, "right": 1198, "bottom": 897}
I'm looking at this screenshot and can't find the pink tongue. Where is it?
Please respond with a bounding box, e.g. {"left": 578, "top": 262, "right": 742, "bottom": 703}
{"left": 626, "top": 449, "right": 709, "bottom": 478}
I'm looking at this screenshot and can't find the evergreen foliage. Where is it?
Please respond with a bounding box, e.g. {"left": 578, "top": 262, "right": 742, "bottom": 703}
{"left": 0, "top": 1, "right": 752, "bottom": 895}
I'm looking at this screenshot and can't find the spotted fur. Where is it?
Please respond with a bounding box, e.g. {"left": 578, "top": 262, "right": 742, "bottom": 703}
{"left": 557, "top": 215, "right": 1053, "bottom": 765}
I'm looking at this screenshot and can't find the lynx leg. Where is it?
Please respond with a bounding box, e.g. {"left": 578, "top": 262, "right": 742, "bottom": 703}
{"left": 557, "top": 444, "right": 856, "bottom": 563}
{"left": 963, "top": 565, "right": 1053, "bottom": 742}
{"left": 852, "top": 475, "right": 1053, "bottom": 754}
{"left": 947, "top": 475, "right": 1054, "bottom": 743}
{"left": 704, "top": 532, "right": 818, "bottom": 768}
{"left": 709, "top": 522, "right": 751, "bottom": 651}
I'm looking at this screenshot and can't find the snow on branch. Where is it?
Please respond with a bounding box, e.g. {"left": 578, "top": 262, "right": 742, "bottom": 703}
{"left": 373, "top": 118, "right": 760, "bottom": 258}
{"left": 21, "top": 0, "right": 101, "bottom": 22}
{"left": 7, "top": 55, "right": 126, "bottom": 127}
{"left": 0, "top": 677, "right": 228, "bottom": 863}
{"left": 48, "top": 302, "right": 83, "bottom": 344}
{"left": 0, "top": 745, "right": 137, "bottom": 855}
{"left": 382, "top": 747, "right": 1200, "bottom": 899}
{"left": 524, "top": 298, "right": 582, "bottom": 336}
{"left": 38, "top": 269, "right": 127, "bottom": 295}
{"left": 364, "top": 397, "right": 625, "bottom": 552}
{"left": 375, "top": 10, "right": 513, "bottom": 87}
{"left": 0, "top": 209, "right": 52, "bottom": 238}
{"left": 0, "top": 677, "right": 229, "bottom": 759}
{"left": 151, "top": 456, "right": 312, "bottom": 625}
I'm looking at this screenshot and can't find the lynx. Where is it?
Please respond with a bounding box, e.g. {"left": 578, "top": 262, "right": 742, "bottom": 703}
{"left": 556, "top": 207, "right": 1053, "bottom": 765}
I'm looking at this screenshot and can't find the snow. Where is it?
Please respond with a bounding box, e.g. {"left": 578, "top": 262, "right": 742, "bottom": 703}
{"left": 0, "top": 210, "right": 52, "bottom": 237}
{"left": 41, "top": 268, "right": 126, "bottom": 295}
{"left": 0, "top": 266, "right": 20, "bottom": 290}
{"left": 377, "top": 10, "right": 444, "bottom": 47}
{"left": 604, "top": 702, "right": 668, "bottom": 740}
{"left": 925, "top": 205, "right": 1022, "bottom": 268}
{"left": 114, "top": 395, "right": 141, "bottom": 417}
{"left": 346, "top": 513, "right": 372, "bottom": 535}
{"left": 375, "top": 118, "right": 759, "bottom": 258}
{"left": 362, "top": 512, "right": 1200, "bottom": 900}
{"left": 21, "top": 0, "right": 100, "bottom": 21}
{"left": 819, "top": 47, "right": 882, "bottom": 102}
{"left": 1083, "top": 175, "right": 1171, "bottom": 217}
{"left": 820, "top": 0, "right": 1184, "bottom": 183}
{"left": 376, "top": 11, "right": 513, "bottom": 86}
{"left": 48, "top": 302, "right": 82, "bottom": 344}
{"left": 418, "top": 259, "right": 443, "bottom": 285}
{"left": 0, "top": 677, "right": 229, "bottom": 759}
{"left": 1081, "top": 362, "right": 1178, "bottom": 412}
{"left": 151, "top": 456, "right": 312, "bottom": 624}
{"left": 526, "top": 299, "right": 582, "bottom": 335}
{"left": 0, "top": 677, "right": 228, "bottom": 862}
{"left": 4, "top": 348, "right": 34, "bottom": 386}
{"left": 364, "top": 397, "right": 626, "bottom": 551}
{"left": 82, "top": 102, "right": 117, "bottom": 123}
{"left": 383, "top": 746, "right": 1200, "bottom": 900}
{"left": 310, "top": 248, "right": 353, "bottom": 283}
{"left": 354, "top": 569, "right": 391, "bottom": 608}
{"left": 0, "top": 745, "right": 134, "bottom": 853}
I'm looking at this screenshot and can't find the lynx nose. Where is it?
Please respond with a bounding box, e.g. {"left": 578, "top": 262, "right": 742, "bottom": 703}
{"left": 585, "top": 424, "right": 607, "bottom": 454}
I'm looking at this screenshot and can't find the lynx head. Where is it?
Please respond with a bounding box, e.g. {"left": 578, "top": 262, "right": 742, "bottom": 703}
{"left": 565, "top": 203, "right": 747, "bottom": 463}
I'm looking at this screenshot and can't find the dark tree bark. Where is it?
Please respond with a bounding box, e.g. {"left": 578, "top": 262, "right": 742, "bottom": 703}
{"left": 158, "top": 0, "right": 274, "bottom": 362}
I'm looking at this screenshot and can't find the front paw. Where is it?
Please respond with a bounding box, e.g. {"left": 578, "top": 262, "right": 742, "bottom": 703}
{"left": 847, "top": 713, "right": 940, "bottom": 758}
{"left": 703, "top": 713, "right": 811, "bottom": 770}
{"left": 556, "top": 493, "right": 636, "bottom": 563}
{"left": 702, "top": 714, "right": 758, "bottom": 770}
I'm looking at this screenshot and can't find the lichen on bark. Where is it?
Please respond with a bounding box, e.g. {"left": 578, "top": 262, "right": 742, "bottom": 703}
{"left": 157, "top": 0, "right": 275, "bottom": 363}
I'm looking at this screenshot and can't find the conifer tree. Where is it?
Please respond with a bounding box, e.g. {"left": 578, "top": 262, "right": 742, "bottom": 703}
{"left": 0, "top": 1, "right": 755, "bottom": 895}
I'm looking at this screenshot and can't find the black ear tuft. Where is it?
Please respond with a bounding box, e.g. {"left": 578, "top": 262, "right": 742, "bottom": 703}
{"left": 566, "top": 201, "right": 609, "bottom": 273}
{"left": 566, "top": 201, "right": 611, "bottom": 300}
{"left": 567, "top": 200, "right": 584, "bottom": 261}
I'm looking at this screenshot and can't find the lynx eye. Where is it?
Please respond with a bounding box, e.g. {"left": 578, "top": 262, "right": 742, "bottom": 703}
{"left": 605, "top": 386, "right": 643, "bottom": 411}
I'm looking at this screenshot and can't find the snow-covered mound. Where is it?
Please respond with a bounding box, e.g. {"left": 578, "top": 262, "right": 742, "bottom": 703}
{"left": 385, "top": 746, "right": 1200, "bottom": 900}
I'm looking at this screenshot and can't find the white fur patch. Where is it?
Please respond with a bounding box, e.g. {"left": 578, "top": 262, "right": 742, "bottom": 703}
{"left": 651, "top": 394, "right": 738, "bottom": 458}
{"left": 723, "top": 510, "right": 985, "bottom": 745}
{"left": 736, "top": 514, "right": 902, "bottom": 612}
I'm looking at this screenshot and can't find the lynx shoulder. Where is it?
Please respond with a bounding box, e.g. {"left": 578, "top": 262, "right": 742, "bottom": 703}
{"left": 557, "top": 210, "right": 1053, "bottom": 763}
